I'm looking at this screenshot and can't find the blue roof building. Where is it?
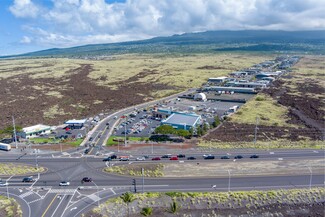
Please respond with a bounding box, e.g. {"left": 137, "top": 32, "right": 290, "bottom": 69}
{"left": 161, "top": 113, "right": 201, "bottom": 130}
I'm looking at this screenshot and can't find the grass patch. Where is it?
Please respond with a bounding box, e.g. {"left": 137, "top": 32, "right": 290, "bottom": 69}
{"left": 0, "top": 163, "right": 45, "bottom": 175}
{"left": 29, "top": 137, "right": 60, "bottom": 144}
{"left": 0, "top": 195, "right": 22, "bottom": 217}
{"left": 64, "top": 138, "right": 83, "bottom": 146}
{"left": 229, "top": 93, "right": 295, "bottom": 127}
{"left": 93, "top": 188, "right": 324, "bottom": 217}
{"left": 198, "top": 139, "right": 325, "bottom": 149}
{"left": 107, "top": 136, "right": 149, "bottom": 146}
{"left": 104, "top": 163, "right": 164, "bottom": 177}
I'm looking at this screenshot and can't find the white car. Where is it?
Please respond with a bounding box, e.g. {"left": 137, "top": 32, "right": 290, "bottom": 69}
{"left": 0, "top": 182, "right": 9, "bottom": 187}
{"left": 59, "top": 181, "right": 70, "bottom": 186}
{"left": 136, "top": 157, "right": 146, "bottom": 161}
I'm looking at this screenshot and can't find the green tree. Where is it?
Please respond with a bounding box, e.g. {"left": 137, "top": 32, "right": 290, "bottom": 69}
{"left": 154, "top": 125, "right": 175, "bottom": 135}
{"left": 120, "top": 192, "right": 135, "bottom": 217}
{"left": 140, "top": 207, "right": 153, "bottom": 216}
{"left": 188, "top": 127, "right": 194, "bottom": 137}
{"left": 212, "top": 116, "right": 221, "bottom": 128}
{"left": 175, "top": 129, "right": 190, "bottom": 137}
{"left": 196, "top": 126, "right": 203, "bottom": 137}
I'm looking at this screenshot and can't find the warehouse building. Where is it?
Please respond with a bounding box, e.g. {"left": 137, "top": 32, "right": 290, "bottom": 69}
{"left": 65, "top": 119, "right": 87, "bottom": 129}
{"left": 208, "top": 76, "right": 228, "bottom": 83}
{"left": 161, "top": 113, "right": 201, "bottom": 130}
{"left": 21, "top": 124, "right": 52, "bottom": 139}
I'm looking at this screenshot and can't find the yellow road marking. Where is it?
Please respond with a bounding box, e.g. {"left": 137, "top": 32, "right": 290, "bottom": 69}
{"left": 41, "top": 193, "right": 57, "bottom": 217}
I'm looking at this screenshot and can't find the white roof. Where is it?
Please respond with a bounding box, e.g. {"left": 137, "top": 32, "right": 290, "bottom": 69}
{"left": 209, "top": 76, "right": 228, "bottom": 80}
{"left": 65, "top": 119, "right": 87, "bottom": 124}
{"left": 23, "top": 124, "right": 51, "bottom": 133}
{"left": 194, "top": 93, "right": 207, "bottom": 99}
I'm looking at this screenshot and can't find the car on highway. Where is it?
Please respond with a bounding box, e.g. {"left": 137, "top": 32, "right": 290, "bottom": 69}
{"left": 177, "top": 154, "right": 186, "bottom": 158}
{"left": 82, "top": 177, "right": 92, "bottom": 182}
{"left": 221, "top": 156, "right": 230, "bottom": 159}
{"left": 161, "top": 154, "right": 172, "bottom": 158}
{"left": 136, "top": 157, "right": 146, "bottom": 161}
{"left": 250, "top": 154, "right": 259, "bottom": 159}
{"left": 22, "top": 177, "right": 34, "bottom": 182}
{"left": 119, "top": 156, "right": 130, "bottom": 161}
{"left": 0, "top": 182, "right": 9, "bottom": 187}
{"left": 170, "top": 156, "right": 178, "bottom": 160}
{"left": 66, "top": 131, "right": 72, "bottom": 134}
{"left": 204, "top": 155, "right": 215, "bottom": 160}
{"left": 110, "top": 154, "right": 117, "bottom": 159}
{"left": 187, "top": 156, "right": 196, "bottom": 160}
{"left": 234, "top": 155, "right": 243, "bottom": 159}
{"left": 102, "top": 157, "right": 112, "bottom": 161}
{"left": 152, "top": 157, "right": 161, "bottom": 161}
{"left": 59, "top": 181, "right": 70, "bottom": 186}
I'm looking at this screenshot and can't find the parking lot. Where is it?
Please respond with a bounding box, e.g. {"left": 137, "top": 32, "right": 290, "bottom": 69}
{"left": 112, "top": 94, "right": 251, "bottom": 138}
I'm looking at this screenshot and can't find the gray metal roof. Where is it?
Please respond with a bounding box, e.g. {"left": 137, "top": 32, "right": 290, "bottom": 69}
{"left": 162, "top": 113, "right": 201, "bottom": 127}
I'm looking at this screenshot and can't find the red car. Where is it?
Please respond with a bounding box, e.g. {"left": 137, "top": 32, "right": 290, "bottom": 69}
{"left": 152, "top": 157, "right": 161, "bottom": 161}
{"left": 170, "top": 156, "right": 178, "bottom": 160}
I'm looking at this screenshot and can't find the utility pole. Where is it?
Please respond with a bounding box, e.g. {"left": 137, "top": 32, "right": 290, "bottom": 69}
{"left": 12, "top": 116, "right": 18, "bottom": 149}
{"left": 132, "top": 179, "right": 137, "bottom": 193}
{"left": 308, "top": 166, "right": 312, "bottom": 190}
{"left": 227, "top": 170, "right": 231, "bottom": 192}
{"left": 254, "top": 117, "right": 259, "bottom": 145}
{"left": 142, "top": 168, "right": 144, "bottom": 193}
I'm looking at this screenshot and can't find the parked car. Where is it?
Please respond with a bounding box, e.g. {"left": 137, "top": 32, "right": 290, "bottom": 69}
{"left": 204, "top": 155, "right": 215, "bottom": 160}
{"left": 170, "top": 156, "right": 178, "bottom": 161}
{"left": 152, "top": 157, "right": 161, "bottom": 161}
{"left": 136, "top": 157, "right": 146, "bottom": 161}
{"left": 221, "top": 156, "right": 230, "bottom": 159}
{"left": 84, "top": 149, "right": 90, "bottom": 154}
{"left": 22, "top": 177, "right": 34, "bottom": 182}
{"left": 187, "top": 156, "right": 197, "bottom": 160}
{"left": 82, "top": 177, "right": 92, "bottom": 182}
{"left": 66, "top": 131, "right": 72, "bottom": 134}
{"left": 250, "top": 154, "right": 259, "bottom": 159}
{"left": 234, "top": 155, "right": 243, "bottom": 159}
{"left": 177, "top": 154, "right": 186, "bottom": 158}
{"left": 89, "top": 137, "right": 93, "bottom": 141}
{"left": 59, "top": 181, "right": 70, "bottom": 186}
{"left": 102, "top": 157, "right": 112, "bottom": 161}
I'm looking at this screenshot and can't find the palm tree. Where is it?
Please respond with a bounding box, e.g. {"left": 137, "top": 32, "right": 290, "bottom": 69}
{"left": 168, "top": 200, "right": 179, "bottom": 214}
{"left": 120, "top": 192, "right": 135, "bottom": 217}
{"left": 140, "top": 207, "right": 153, "bottom": 216}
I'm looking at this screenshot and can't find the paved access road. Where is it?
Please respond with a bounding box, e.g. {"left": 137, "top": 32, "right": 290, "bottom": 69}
{"left": 0, "top": 149, "right": 324, "bottom": 217}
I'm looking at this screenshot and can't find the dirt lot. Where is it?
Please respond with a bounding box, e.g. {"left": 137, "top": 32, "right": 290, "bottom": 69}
{"left": 205, "top": 56, "right": 325, "bottom": 142}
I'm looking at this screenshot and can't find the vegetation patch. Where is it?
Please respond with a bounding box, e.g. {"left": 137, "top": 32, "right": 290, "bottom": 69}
{"left": 229, "top": 94, "right": 294, "bottom": 127}
{"left": 0, "top": 196, "right": 22, "bottom": 217}
{"left": 86, "top": 188, "right": 325, "bottom": 217}
{"left": 104, "top": 163, "right": 164, "bottom": 177}
{"left": 106, "top": 136, "right": 149, "bottom": 146}
{"left": 0, "top": 163, "right": 45, "bottom": 176}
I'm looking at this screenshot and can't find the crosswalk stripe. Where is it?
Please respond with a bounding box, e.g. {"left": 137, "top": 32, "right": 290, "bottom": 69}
{"left": 49, "top": 189, "right": 75, "bottom": 194}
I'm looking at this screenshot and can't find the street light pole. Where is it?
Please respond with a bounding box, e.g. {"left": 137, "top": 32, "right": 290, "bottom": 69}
{"left": 142, "top": 168, "right": 144, "bottom": 193}
{"left": 308, "top": 166, "right": 312, "bottom": 190}
{"left": 227, "top": 170, "right": 231, "bottom": 192}
{"left": 12, "top": 116, "right": 18, "bottom": 149}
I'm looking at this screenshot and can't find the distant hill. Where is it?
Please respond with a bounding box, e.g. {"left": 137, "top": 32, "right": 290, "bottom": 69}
{"left": 2, "top": 30, "right": 325, "bottom": 58}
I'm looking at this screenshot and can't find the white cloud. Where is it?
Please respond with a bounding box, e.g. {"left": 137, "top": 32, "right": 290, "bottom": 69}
{"left": 20, "top": 36, "right": 32, "bottom": 44}
{"left": 9, "top": 0, "right": 325, "bottom": 48}
{"left": 9, "top": 0, "right": 40, "bottom": 18}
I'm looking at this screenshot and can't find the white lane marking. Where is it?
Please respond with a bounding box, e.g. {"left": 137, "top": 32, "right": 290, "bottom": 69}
{"left": 19, "top": 191, "right": 34, "bottom": 198}
{"left": 270, "top": 152, "right": 274, "bottom": 154}
{"left": 110, "top": 188, "right": 116, "bottom": 195}
{"left": 88, "top": 194, "right": 100, "bottom": 202}
{"left": 278, "top": 158, "right": 283, "bottom": 160}
{"left": 313, "top": 150, "right": 319, "bottom": 153}
{"left": 70, "top": 207, "right": 77, "bottom": 211}
{"left": 51, "top": 194, "right": 66, "bottom": 217}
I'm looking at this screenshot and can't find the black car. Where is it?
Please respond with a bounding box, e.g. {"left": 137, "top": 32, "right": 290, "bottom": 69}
{"left": 22, "top": 177, "right": 34, "bottom": 182}
{"left": 177, "top": 154, "right": 186, "bottom": 158}
{"left": 161, "top": 154, "right": 172, "bottom": 158}
{"left": 89, "top": 137, "right": 93, "bottom": 141}
{"left": 204, "top": 155, "right": 215, "bottom": 160}
{"left": 234, "top": 155, "right": 243, "bottom": 159}
{"left": 82, "top": 177, "right": 92, "bottom": 182}
{"left": 103, "top": 157, "right": 112, "bottom": 161}
{"left": 187, "top": 156, "right": 196, "bottom": 160}
{"left": 110, "top": 154, "right": 117, "bottom": 159}
{"left": 221, "top": 156, "right": 230, "bottom": 159}
{"left": 84, "top": 148, "right": 90, "bottom": 154}
{"left": 250, "top": 154, "right": 259, "bottom": 159}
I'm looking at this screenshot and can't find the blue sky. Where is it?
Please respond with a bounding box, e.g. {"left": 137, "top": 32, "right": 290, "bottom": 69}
{"left": 1, "top": 0, "right": 325, "bottom": 55}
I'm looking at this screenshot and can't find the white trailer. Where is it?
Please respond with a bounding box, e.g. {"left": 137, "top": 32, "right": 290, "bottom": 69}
{"left": 0, "top": 143, "right": 11, "bottom": 151}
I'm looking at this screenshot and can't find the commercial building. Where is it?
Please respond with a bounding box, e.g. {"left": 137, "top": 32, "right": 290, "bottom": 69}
{"left": 21, "top": 124, "right": 52, "bottom": 139}
{"left": 203, "top": 86, "right": 256, "bottom": 94}
{"left": 161, "top": 113, "right": 201, "bottom": 130}
{"left": 65, "top": 119, "right": 87, "bottom": 129}
{"left": 208, "top": 76, "right": 228, "bottom": 83}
